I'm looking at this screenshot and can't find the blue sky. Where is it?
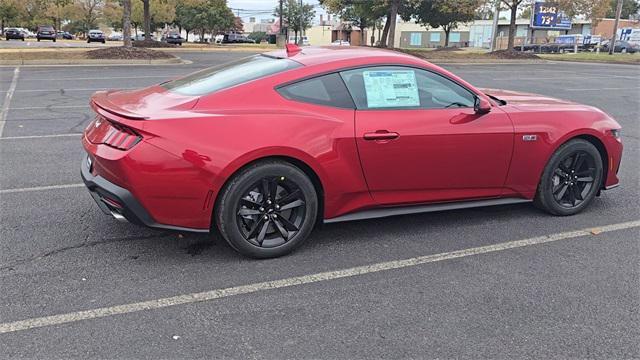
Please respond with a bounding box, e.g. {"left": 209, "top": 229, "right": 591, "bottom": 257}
{"left": 228, "top": 0, "right": 327, "bottom": 21}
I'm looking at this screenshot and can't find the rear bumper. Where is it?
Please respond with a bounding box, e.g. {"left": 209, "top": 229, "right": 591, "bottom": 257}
{"left": 81, "top": 155, "right": 209, "bottom": 233}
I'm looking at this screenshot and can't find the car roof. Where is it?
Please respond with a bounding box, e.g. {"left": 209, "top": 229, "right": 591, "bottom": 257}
{"left": 264, "top": 46, "right": 419, "bottom": 67}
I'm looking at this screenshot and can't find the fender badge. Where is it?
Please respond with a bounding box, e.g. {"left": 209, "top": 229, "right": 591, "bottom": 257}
{"left": 523, "top": 135, "right": 537, "bottom": 142}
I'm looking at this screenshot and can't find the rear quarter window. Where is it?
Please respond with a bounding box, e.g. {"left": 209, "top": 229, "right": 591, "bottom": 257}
{"left": 161, "top": 55, "right": 301, "bottom": 96}
{"left": 277, "top": 73, "right": 355, "bottom": 109}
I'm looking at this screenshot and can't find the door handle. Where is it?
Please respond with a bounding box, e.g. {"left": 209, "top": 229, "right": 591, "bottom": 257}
{"left": 363, "top": 130, "right": 400, "bottom": 141}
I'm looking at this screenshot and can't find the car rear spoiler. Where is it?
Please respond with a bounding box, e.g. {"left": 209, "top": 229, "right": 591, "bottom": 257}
{"left": 90, "top": 91, "right": 148, "bottom": 120}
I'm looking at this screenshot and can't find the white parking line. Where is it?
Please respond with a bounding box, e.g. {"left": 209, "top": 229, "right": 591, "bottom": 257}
{"left": 565, "top": 87, "right": 640, "bottom": 91}
{"left": 0, "top": 219, "right": 638, "bottom": 335}
{"left": 0, "top": 67, "right": 20, "bottom": 137}
{"left": 9, "top": 105, "right": 87, "bottom": 110}
{"left": 0, "top": 183, "right": 84, "bottom": 194}
{"left": 15, "top": 75, "right": 169, "bottom": 81}
{"left": 13, "top": 87, "right": 137, "bottom": 93}
{"left": 0, "top": 133, "right": 82, "bottom": 140}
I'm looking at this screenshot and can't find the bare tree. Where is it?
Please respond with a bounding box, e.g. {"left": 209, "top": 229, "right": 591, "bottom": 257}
{"left": 501, "top": 0, "right": 525, "bottom": 51}
{"left": 142, "top": 0, "right": 150, "bottom": 40}
{"left": 387, "top": 0, "right": 399, "bottom": 48}
{"left": 123, "top": 0, "right": 132, "bottom": 46}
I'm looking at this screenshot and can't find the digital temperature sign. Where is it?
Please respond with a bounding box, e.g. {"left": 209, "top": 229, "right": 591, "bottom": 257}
{"left": 531, "top": 2, "right": 572, "bottom": 30}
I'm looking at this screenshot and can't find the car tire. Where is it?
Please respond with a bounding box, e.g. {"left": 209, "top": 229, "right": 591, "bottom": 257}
{"left": 53, "top": 38, "right": 56, "bottom": 42}
{"left": 37, "top": 38, "right": 40, "bottom": 42}
{"left": 534, "top": 139, "right": 603, "bottom": 216}
{"left": 215, "top": 160, "right": 318, "bottom": 259}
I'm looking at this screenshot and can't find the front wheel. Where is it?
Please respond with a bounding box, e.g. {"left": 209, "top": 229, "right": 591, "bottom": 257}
{"left": 534, "top": 139, "right": 603, "bottom": 216}
{"left": 215, "top": 160, "right": 318, "bottom": 258}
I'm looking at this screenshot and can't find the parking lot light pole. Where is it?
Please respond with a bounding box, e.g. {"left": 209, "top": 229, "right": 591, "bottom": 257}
{"left": 609, "top": 0, "right": 624, "bottom": 55}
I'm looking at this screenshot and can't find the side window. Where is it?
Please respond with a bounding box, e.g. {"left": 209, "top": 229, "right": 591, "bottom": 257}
{"left": 341, "top": 66, "right": 476, "bottom": 110}
{"left": 277, "top": 73, "right": 355, "bottom": 109}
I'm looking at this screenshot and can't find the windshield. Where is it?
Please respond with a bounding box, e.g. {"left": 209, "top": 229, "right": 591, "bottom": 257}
{"left": 161, "top": 55, "right": 301, "bottom": 96}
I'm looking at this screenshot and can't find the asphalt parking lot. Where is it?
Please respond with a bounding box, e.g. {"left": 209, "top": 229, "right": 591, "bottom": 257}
{"left": 0, "top": 52, "right": 638, "bottom": 358}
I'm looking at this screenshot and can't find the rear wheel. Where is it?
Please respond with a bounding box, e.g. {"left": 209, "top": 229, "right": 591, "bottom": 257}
{"left": 534, "top": 139, "right": 603, "bottom": 216}
{"left": 215, "top": 160, "right": 318, "bottom": 258}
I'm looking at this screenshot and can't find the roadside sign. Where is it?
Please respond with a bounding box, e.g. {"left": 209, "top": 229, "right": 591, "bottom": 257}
{"left": 531, "top": 1, "right": 572, "bottom": 30}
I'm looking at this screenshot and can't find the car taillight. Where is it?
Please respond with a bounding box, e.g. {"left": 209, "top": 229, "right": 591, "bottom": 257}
{"left": 86, "top": 116, "right": 142, "bottom": 150}
{"left": 103, "top": 124, "right": 141, "bottom": 150}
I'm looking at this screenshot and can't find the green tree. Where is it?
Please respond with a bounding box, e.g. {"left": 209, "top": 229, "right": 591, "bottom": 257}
{"left": 0, "top": 0, "right": 21, "bottom": 32}
{"left": 607, "top": 0, "right": 640, "bottom": 18}
{"left": 375, "top": 0, "right": 412, "bottom": 48}
{"left": 274, "top": 0, "right": 315, "bottom": 44}
{"left": 174, "top": 0, "right": 204, "bottom": 41}
{"left": 71, "top": 0, "right": 104, "bottom": 33}
{"left": 413, "top": 0, "right": 479, "bottom": 47}
{"left": 320, "top": 0, "right": 387, "bottom": 45}
{"left": 131, "top": 0, "right": 176, "bottom": 36}
{"left": 248, "top": 31, "right": 267, "bottom": 43}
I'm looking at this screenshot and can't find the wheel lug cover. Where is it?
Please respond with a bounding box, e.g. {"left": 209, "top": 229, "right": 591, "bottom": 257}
{"left": 264, "top": 215, "right": 269, "bottom": 220}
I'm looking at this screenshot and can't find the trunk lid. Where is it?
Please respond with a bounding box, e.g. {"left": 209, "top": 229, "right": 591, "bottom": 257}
{"left": 90, "top": 85, "right": 199, "bottom": 121}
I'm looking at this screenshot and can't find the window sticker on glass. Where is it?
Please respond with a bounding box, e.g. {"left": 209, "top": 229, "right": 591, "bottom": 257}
{"left": 362, "top": 70, "right": 420, "bottom": 108}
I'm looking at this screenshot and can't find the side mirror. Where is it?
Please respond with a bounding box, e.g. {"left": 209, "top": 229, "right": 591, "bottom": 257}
{"left": 474, "top": 96, "right": 492, "bottom": 115}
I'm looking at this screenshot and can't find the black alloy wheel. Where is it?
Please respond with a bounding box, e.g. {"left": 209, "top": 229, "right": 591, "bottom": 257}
{"left": 236, "top": 176, "right": 306, "bottom": 248}
{"left": 216, "top": 160, "right": 318, "bottom": 258}
{"left": 551, "top": 151, "right": 597, "bottom": 208}
{"left": 535, "top": 139, "right": 603, "bottom": 216}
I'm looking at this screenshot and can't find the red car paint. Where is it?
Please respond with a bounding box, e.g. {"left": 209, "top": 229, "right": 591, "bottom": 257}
{"left": 82, "top": 46, "right": 622, "bottom": 231}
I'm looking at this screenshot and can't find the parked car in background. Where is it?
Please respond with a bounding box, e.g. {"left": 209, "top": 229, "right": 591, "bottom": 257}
{"left": 107, "top": 33, "right": 123, "bottom": 41}
{"left": 331, "top": 40, "right": 350, "bottom": 46}
{"left": 18, "top": 28, "right": 36, "bottom": 38}
{"left": 4, "top": 28, "right": 25, "bottom": 41}
{"left": 162, "top": 32, "right": 183, "bottom": 45}
{"left": 87, "top": 30, "right": 105, "bottom": 43}
{"left": 132, "top": 33, "right": 154, "bottom": 41}
{"left": 57, "top": 31, "right": 74, "bottom": 40}
{"left": 601, "top": 40, "right": 639, "bottom": 53}
{"left": 214, "top": 33, "right": 255, "bottom": 44}
{"left": 37, "top": 25, "right": 56, "bottom": 42}
{"left": 288, "top": 35, "right": 310, "bottom": 46}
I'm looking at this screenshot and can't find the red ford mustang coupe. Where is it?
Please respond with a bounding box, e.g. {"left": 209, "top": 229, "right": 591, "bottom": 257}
{"left": 82, "top": 46, "right": 622, "bottom": 258}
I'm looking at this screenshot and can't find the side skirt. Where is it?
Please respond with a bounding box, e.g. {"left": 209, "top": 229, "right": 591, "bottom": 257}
{"left": 324, "top": 198, "right": 532, "bottom": 224}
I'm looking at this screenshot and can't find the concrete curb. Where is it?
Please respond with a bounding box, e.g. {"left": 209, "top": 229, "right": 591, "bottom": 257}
{"left": 0, "top": 57, "right": 189, "bottom": 66}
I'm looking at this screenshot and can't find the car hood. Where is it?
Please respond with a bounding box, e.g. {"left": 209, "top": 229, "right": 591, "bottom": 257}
{"left": 91, "top": 85, "right": 198, "bottom": 120}
{"left": 480, "top": 88, "right": 578, "bottom": 108}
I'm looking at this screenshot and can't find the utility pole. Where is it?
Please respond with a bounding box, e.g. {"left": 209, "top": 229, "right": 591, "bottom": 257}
{"left": 609, "top": 0, "right": 623, "bottom": 55}
{"left": 490, "top": 0, "right": 500, "bottom": 52}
